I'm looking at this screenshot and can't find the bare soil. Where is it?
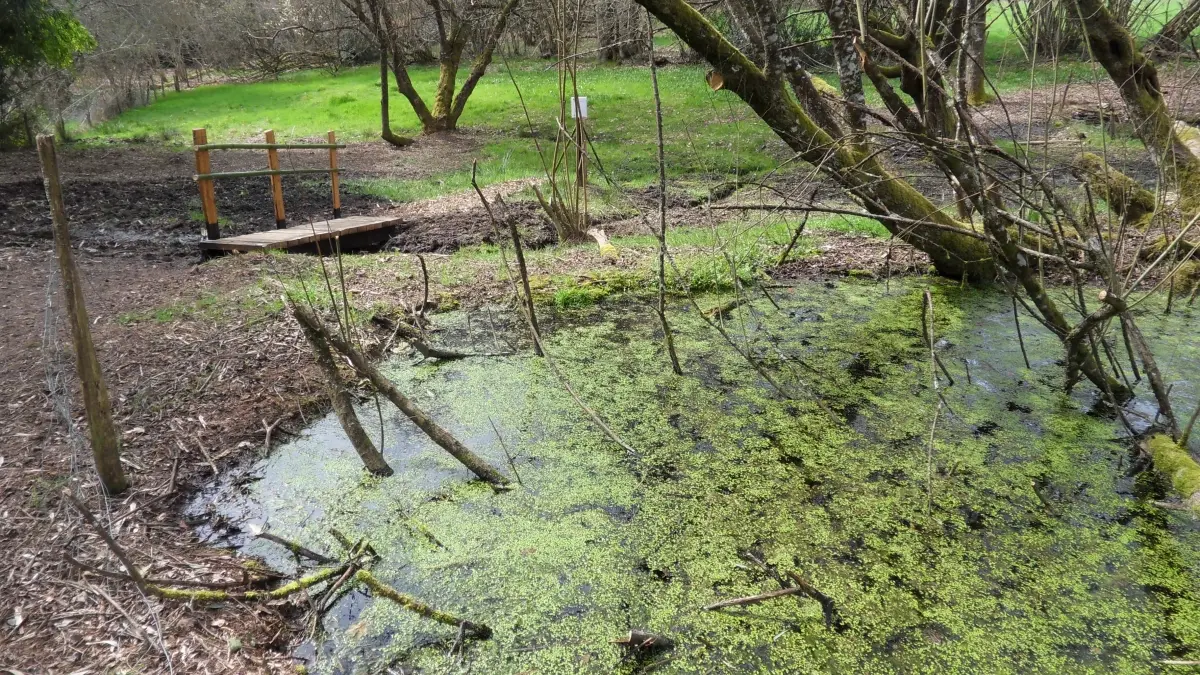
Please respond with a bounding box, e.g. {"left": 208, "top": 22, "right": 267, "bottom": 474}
{"left": 0, "top": 136, "right": 487, "bottom": 258}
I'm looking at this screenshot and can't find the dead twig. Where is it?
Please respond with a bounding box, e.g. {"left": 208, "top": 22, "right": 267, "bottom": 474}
{"left": 703, "top": 586, "right": 807, "bottom": 610}
{"left": 257, "top": 530, "right": 338, "bottom": 565}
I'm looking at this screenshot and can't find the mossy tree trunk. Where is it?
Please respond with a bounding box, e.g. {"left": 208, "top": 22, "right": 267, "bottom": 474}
{"left": 631, "top": 0, "right": 995, "bottom": 281}
{"left": 377, "top": 49, "right": 413, "bottom": 148}
{"left": 821, "top": 0, "right": 867, "bottom": 133}
{"left": 1075, "top": 0, "right": 1200, "bottom": 215}
{"left": 1144, "top": 0, "right": 1200, "bottom": 57}
{"left": 630, "top": 0, "right": 1131, "bottom": 400}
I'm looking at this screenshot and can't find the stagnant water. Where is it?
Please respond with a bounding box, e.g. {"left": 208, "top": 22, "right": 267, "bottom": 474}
{"left": 187, "top": 279, "right": 1200, "bottom": 673}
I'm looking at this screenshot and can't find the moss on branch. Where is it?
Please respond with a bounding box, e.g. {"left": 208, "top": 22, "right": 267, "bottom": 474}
{"left": 1145, "top": 434, "right": 1200, "bottom": 516}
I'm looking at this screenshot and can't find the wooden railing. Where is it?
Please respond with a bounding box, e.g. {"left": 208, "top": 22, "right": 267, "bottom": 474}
{"left": 191, "top": 128, "right": 345, "bottom": 241}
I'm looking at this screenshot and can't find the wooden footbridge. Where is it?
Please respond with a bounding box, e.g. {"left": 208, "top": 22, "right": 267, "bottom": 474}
{"left": 192, "top": 128, "right": 401, "bottom": 254}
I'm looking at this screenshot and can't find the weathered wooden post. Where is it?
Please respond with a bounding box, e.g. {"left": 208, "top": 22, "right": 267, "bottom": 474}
{"left": 265, "top": 129, "right": 287, "bottom": 228}
{"left": 192, "top": 128, "right": 220, "bottom": 240}
{"left": 329, "top": 130, "right": 342, "bottom": 218}
{"left": 36, "top": 135, "right": 129, "bottom": 496}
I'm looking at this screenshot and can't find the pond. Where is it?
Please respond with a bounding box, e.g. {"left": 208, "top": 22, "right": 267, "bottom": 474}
{"left": 187, "top": 279, "right": 1200, "bottom": 673}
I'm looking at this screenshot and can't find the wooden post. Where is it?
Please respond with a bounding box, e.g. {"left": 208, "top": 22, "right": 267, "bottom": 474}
{"left": 192, "top": 128, "right": 220, "bottom": 240}
{"left": 36, "top": 135, "right": 129, "bottom": 496}
{"left": 264, "top": 130, "right": 287, "bottom": 228}
{"left": 328, "top": 130, "right": 341, "bottom": 218}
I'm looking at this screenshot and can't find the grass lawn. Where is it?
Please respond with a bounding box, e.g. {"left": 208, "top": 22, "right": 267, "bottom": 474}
{"left": 87, "top": 61, "right": 784, "bottom": 199}
{"left": 83, "top": 11, "right": 1161, "bottom": 204}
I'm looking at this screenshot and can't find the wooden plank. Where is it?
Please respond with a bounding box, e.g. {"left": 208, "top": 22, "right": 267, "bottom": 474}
{"left": 194, "top": 168, "right": 332, "bottom": 180}
{"left": 193, "top": 142, "right": 346, "bottom": 150}
{"left": 265, "top": 130, "right": 286, "bottom": 228}
{"left": 198, "top": 215, "right": 404, "bottom": 252}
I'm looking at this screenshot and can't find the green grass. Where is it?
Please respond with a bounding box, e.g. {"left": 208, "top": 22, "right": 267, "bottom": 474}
{"left": 84, "top": 8, "right": 1174, "bottom": 207}
{"left": 86, "top": 61, "right": 783, "bottom": 200}
{"left": 807, "top": 214, "right": 891, "bottom": 238}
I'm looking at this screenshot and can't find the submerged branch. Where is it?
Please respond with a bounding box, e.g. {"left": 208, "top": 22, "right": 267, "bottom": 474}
{"left": 292, "top": 303, "right": 511, "bottom": 487}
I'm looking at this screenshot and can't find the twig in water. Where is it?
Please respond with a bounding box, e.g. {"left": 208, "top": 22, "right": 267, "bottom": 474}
{"left": 489, "top": 417, "right": 523, "bottom": 487}
{"left": 647, "top": 8, "right": 683, "bottom": 375}
{"left": 257, "top": 530, "right": 338, "bottom": 565}
{"left": 1011, "top": 294, "right": 1032, "bottom": 369}
{"left": 923, "top": 290, "right": 942, "bottom": 521}
{"left": 473, "top": 161, "right": 542, "bottom": 357}
{"left": 1180, "top": 398, "right": 1200, "bottom": 449}
{"left": 473, "top": 160, "right": 640, "bottom": 457}
{"left": 704, "top": 586, "right": 806, "bottom": 610}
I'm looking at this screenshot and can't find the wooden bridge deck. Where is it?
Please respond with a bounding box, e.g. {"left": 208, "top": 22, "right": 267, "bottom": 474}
{"left": 198, "top": 215, "right": 403, "bottom": 253}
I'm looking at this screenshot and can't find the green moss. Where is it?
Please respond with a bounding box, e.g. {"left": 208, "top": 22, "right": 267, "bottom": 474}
{"left": 1146, "top": 434, "right": 1200, "bottom": 513}
{"left": 198, "top": 279, "right": 1200, "bottom": 673}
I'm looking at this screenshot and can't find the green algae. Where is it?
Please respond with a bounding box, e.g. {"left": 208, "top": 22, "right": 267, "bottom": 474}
{"left": 189, "top": 279, "right": 1200, "bottom": 673}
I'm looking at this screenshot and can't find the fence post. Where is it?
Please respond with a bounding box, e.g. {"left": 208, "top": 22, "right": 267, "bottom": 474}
{"left": 265, "top": 129, "right": 287, "bottom": 228}
{"left": 37, "top": 135, "right": 129, "bottom": 495}
{"left": 192, "top": 128, "right": 220, "bottom": 240}
{"left": 328, "top": 130, "right": 341, "bottom": 218}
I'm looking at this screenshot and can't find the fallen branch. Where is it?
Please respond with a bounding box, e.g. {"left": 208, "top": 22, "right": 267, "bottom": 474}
{"left": 293, "top": 303, "right": 394, "bottom": 476}
{"left": 356, "top": 570, "right": 492, "bottom": 638}
{"left": 148, "top": 565, "right": 346, "bottom": 602}
{"left": 62, "top": 490, "right": 145, "bottom": 588}
{"left": 257, "top": 530, "right": 338, "bottom": 565}
{"left": 785, "top": 571, "right": 846, "bottom": 631}
{"left": 371, "top": 315, "right": 503, "bottom": 360}
{"left": 292, "top": 303, "right": 510, "bottom": 488}
{"left": 1143, "top": 434, "right": 1200, "bottom": 516}
{"left": 703, "top": 585, "right": 807, "bottom": 610}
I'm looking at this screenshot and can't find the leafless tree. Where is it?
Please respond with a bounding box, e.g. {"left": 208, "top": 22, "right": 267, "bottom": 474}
{"left": 342, "top": 0, "right": 522, "bottom": 140}
{"left": 628, "top": 0, "right": 1200, "bottom": 467}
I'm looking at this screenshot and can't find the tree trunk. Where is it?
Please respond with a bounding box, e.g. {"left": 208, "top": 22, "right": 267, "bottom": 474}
{"left": 23, "top": 112, "right": 35, "bottom": 147}
{"left": 1145, "top": 0, "right": 1200, "bottom": 57}
{"left": 822, "top": 0, "right": 867, "bottom": 132}
{"left": 37, "top": 136, "right": 129, "bottom": 495}
{"left": 1077, "top": 0, "right": 1200, "bottom": 214}
{"left": 430, "top": 41, "right": 465, "bottom": 131}
{"left": 965, "top": 0, "right": 990, "bottom": 105}
{"left": 632, "top": 0, "right": 994, "bottom": 281}
{"left": 294, "top": 308, "right": 394, "bottom": 476}
{"left": 388, "top": 50, "right": 438, "bottom": 132}
{"left": 449, "top": 0, "right": 523, "bottom": 127}
{"left": 378, "top": 50, "right": 413, "bottom": 147}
